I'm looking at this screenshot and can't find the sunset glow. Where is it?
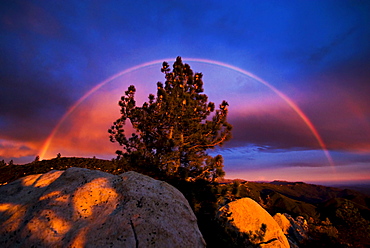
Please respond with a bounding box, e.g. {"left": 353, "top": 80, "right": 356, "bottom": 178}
{"left": 1, "top": 1, "right": 369, "bottom": 184}
{"left": 40, "top": 58, "right": 335, "bottom": 172}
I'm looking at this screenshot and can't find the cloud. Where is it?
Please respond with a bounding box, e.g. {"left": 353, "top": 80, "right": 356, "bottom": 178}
{"left": 285, "top": 162, "right": 330, "bottom": 168}
{"left": 0, "top": 62, "right": 74, "bottom": 142}
{"left": 0, "top": 139, "right": 37, "bottom": 160}
{"left": 1, "top": 1, "right": 62, "bottom": 37}
{"left": 309, "top": 26, "right": 358, "bottom": 62}
{"left": 0, "top": 0, "right": 369, "bottom": 180}
{"left": 226, "top": 107, "right": 319, "bottom": 150}
{"left": 330, "top": 151, "right": 370, "bottom": 167}
{"left": 40, "top": 84, "right": 142, "bottom": 160}
{"left": 294, "top": 59, "right": 370, "bottom": 152}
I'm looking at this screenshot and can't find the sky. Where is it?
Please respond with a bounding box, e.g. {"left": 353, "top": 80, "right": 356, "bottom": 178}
{"left": 1, "top": 0, "right": 370, "bottom": 185}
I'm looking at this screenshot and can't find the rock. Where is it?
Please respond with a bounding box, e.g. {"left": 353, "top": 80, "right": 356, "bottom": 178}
{"left": 273, "top": 213, "right": 299, "bottom": 248}
{"left": 285, "top": 214, "right": 308, "bottom": 243}
{"left": 0, "top": 167, "right": 206, "bottom": 247}
{"left": 216, "top": 197, "right": 289, "bottom": 248}
{"left": 273, "top": 213, "right": 309, "bottom": 247}
{"left": 273, "top": 213, "right": 291, "bottom": 235}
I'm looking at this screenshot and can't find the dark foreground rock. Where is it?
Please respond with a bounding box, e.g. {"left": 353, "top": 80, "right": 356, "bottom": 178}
{"left": 0, "top": 167, "right": 206, "bottom": 247}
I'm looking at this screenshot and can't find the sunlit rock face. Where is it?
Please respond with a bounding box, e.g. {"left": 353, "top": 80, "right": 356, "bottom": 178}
{"left": 273, "top": 213, "right": 291, "bottom": 235}
{"left": 273, "top": 213, "right": 308, "bottom": 247}
{"left": 216, "top": 197, "right": 289, "bottom": 248}
{"left": 0, "top": 167, "right": 206, "bottom": 247}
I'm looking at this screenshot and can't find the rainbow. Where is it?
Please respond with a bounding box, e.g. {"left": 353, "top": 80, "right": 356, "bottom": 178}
{"left": 39, "top": 58, "right": 335, "bottom": 169}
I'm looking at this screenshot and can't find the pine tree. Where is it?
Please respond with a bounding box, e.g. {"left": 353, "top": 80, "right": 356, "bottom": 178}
{"left": 109, "top": 56, "right": 232, "bottom": 181}
{"left": 34, "top": 155, "right": 40, "bottom": 162}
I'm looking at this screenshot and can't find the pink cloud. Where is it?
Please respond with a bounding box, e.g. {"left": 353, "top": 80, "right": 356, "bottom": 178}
{"left": 0, "top": 139, "right": 38, "bottom": 159}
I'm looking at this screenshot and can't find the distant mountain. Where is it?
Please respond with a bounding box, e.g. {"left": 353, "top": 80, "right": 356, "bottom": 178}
{"left": 332, "top": 184, "right": 370, "bottom": 196}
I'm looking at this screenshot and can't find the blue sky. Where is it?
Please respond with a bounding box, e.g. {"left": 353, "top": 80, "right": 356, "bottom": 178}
{"left": 1, "top": 0, "right": 370, "bottom": 184}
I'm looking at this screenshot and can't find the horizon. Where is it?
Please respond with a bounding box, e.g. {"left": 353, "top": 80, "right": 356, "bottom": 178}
{"left": 5, "top": 156, "right": 370, "bottom": 188}
{"left": 1, "top": 1, "right": 370, "bottom": 184}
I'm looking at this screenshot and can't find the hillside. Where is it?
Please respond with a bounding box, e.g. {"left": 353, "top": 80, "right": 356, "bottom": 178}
{"left": 219, "top": 180, "right": 370, "bottom": 247}
{"left": 0, "top": 157, "right": 127, "bottom": 185}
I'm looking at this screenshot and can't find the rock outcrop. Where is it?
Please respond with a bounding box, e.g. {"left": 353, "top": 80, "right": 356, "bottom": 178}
{"left": 273, "top": 213, "right": 291, "bottom": 235}
{"left": 0, "top": 167, "right": 206, "bottom": 247}
{"left": 216, "top": 197, "right": 289, "bottom": 248}
{"left": 273, "top": 213, "right": 308, "bottom": 247}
